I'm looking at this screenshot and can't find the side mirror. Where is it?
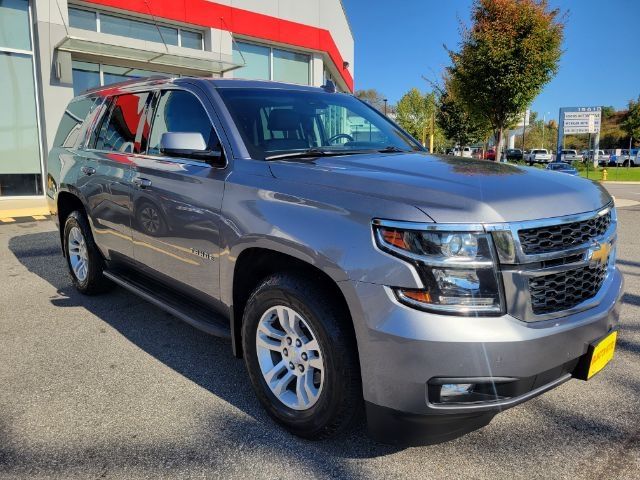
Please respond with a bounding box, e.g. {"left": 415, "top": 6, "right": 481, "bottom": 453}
{"left": 159, "top": 132, "right": 222, "bottom": 164}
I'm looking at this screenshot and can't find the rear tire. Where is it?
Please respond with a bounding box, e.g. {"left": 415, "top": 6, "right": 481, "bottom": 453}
{"left": 63, "top": 211, "right": 112, "bottom": 295}
{"left": 242, "top": 273, "right": 361, "bottom": 440}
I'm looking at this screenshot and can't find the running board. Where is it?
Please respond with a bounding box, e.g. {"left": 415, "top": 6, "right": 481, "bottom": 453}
{"left": 103, "top": 270, "right": 231, "bottom": 339}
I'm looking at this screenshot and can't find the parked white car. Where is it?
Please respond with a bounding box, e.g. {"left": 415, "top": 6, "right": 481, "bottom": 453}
{"left": 559, "top": 149, "right": 582, "bottom": 162}
{"left": 452, "top": 146, "right": 473, "bottom": 158}
{"left": 526, "top": 149, "right": 553, "bottom": 164}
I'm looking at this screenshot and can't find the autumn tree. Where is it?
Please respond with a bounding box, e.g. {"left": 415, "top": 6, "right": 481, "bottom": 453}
{"left": 447, "top": 0, "right": 564, "bottom": 159}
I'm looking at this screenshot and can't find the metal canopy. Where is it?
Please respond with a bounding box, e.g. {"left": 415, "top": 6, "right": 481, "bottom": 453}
{"left": 56, "top": 35, "right": 242, "bottom": 74}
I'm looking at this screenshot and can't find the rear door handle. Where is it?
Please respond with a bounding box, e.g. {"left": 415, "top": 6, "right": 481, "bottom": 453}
{"left": 133, "top": 177, "right": 152, "bottom": 189}
{"left": 80, "top": 166, "right": 96, "bottom": 176}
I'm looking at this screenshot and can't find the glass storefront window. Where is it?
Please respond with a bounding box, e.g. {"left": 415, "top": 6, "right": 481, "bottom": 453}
{"left": 100, "top": 13, "right": 179, "bottom": 46}
{"left": 67, "top": 7, "right": 204, "bottom": 51}
{"left": 0, "top": 52, "right": 42, "bottom": 196}
{"left": 273, "top": 49, "right": 310, "bottom": 85}
{"left": 104, "top": 64, "right": 172, "bottom": 85}
{"left": 0, "top": 0, "right": 31, "bottom": 51}
{"left": 181, "top": 30, "right": 203, "bottom": 49}
{"left": 68, "top": 7, "right": 97, "bottom": 31}
{"left": 71, "top": 61, "right": 100, "bottom": 96}
{"left": 233, "top": 42, "right": 270, "bottom": 80}
{"left": 72, "top": 60, "right": 174, "bottom": 96}
{"left": 233, "top": 41, "right": 310, "bottom": 85}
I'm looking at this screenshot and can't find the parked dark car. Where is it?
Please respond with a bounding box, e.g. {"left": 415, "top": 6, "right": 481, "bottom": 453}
{"left": 506, "top": 148, "right": 523, "bottom": 161}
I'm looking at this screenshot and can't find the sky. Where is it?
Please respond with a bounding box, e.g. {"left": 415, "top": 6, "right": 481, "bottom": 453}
{"left": 342, "top": 0, "right": 640, "bottom": 118}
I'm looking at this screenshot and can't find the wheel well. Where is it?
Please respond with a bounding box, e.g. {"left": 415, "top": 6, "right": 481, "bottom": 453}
{"left": 57, "top": 192, "right": 86, "bottom": 249}
{"left": 231, "top": 248, "right": 352, "bottom": 358}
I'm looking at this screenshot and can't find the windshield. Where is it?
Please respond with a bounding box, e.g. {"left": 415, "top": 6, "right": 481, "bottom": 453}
{"left": 217, "top": 88, "right": 423, "bottom": 159}
{"left": 533, "top": 150, "right": 547, "bottom": 154}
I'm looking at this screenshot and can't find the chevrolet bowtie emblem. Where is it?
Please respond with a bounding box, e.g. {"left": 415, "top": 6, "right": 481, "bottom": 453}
{"left": 588, "top": 240, "right": 611, "bottom": 265}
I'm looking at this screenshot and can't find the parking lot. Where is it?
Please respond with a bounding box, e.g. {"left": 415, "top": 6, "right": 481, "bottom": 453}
{"left": 0, "top": 192, "right": 639, "bottom": 479}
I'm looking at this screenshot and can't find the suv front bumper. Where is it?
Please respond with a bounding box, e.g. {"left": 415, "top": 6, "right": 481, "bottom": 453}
{"left": 340, "top": 267, "right": 624, "bottom": 445}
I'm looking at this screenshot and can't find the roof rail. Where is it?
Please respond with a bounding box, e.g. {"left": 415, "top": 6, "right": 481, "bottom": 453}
{"left": 79, "top": 75, "right": 176, "bottom": 96}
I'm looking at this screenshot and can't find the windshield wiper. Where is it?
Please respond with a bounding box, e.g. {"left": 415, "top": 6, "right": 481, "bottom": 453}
{"left": 264, "top": 148, "right": 375, "bottom": 161}
{"left": 378, "top": 146, "right": 411, "bottom": 153}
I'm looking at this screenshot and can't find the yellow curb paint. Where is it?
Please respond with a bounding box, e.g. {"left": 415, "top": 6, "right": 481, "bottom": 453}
{"left": 32, "top": 215, "right": 47, "bottom": 220}
{"left": 0, "top": 218, "right": 16, "bottom": 223}
{"left": 0, "top": 206, "right": 49, "bottom": 219}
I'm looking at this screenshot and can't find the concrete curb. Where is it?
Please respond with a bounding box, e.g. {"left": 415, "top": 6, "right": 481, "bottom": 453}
{"left": 601, "top": 181, "right": 640, "bottom": 185}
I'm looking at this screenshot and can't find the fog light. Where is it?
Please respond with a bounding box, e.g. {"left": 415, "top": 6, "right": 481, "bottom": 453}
{"left": 440, "top": 383, "right": 474, "bottom": 402}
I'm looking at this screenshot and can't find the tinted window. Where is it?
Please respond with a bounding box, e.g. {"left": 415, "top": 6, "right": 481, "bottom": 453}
{"left": 53, "top": 97, "right": 98, "bottom": 148}
{"left": 95, "top": 93, "right": 150, "bottom": 153}
{"left": 147, "top": 90, "right": 218, "bottom": 155}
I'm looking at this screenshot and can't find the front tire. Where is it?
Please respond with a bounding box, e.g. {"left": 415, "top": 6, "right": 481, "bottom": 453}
{"left": 63, "top": 211, "right": 112, "bottom": 295}
{"left": 242, "top": 273, "right": 361, "bottom": 439}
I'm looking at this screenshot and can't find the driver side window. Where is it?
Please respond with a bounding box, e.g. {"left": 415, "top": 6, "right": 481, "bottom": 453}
{"left": 147, "top": 90, "right": 219, "bottom": 156}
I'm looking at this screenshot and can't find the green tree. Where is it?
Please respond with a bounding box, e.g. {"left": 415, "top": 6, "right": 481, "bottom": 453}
{"left": 621, "top": 96, "right": 640, "bottom": 151}
{"left": 395, "top": 88, "right": 434, "bottom": 143}
{"left": 447, "top": 0, "right": 564, "bottom": 158}
{"left": 601, "top": 105, "right": 616, "bottom": 119}
{"left": 355, "top": 89, "right": 388, "bottom": 113}
{"left": 437, "top": 87, "right": 490, "bottom": 146}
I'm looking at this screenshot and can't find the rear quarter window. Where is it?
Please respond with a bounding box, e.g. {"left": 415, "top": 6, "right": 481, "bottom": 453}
{"left": 53, "top": 97, "right": 98, "bottom": 148}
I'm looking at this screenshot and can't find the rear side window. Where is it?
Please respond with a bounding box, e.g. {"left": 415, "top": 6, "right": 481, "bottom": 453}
{"left": 53, "top": 97, "right": 97, "bottom": 148}
{"left": 147, "top": 90, "right": 218, "bottom": 155}
{"left": 95, "top": 92, "right": 150, "bottom": 153}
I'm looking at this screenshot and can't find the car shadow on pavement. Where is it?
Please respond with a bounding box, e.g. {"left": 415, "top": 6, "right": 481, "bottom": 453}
{"left": 8, "top": 229, "right": 640, "bottom": 478}
{"left": 7, "top": 231, "right": 401, "bottom": 466}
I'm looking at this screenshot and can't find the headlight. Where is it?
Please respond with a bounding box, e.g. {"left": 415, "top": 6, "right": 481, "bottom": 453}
{"left": 373, "top": 221, "right": 504, "bottom": 315}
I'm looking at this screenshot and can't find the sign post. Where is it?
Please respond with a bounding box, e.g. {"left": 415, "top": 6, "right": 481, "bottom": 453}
{"left": 557, "top": 106, "right": 602, "bottom": 163}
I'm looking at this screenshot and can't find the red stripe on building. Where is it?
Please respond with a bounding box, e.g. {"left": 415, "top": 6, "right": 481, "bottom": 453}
{"left": 82, "top": 0, "right": 354, "bottom": 91}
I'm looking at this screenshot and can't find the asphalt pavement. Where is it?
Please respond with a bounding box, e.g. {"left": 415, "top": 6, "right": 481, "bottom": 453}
{"left": 0, "top": 199, "right": 639, "bottom": 479}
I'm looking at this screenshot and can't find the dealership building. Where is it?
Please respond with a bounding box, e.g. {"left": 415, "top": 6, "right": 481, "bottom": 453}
{"left": 0, "top": 0, "right": 354, "bottom": 215}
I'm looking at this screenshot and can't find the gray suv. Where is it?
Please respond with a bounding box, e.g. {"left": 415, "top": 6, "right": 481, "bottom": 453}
{"left": 47, "top": 77, "right": 623, "bottom": 445}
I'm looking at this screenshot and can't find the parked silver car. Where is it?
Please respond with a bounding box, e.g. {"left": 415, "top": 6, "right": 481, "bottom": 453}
{"left": 47, "top": 77, "right": 623, "bottom": 446}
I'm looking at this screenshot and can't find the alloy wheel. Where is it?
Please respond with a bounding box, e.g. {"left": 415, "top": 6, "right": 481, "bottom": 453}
{"left": 68, "top": 226, "right": 89, "bottom": 282}
{"left": 256, "top": 305, "right": 325, "bottom": 410}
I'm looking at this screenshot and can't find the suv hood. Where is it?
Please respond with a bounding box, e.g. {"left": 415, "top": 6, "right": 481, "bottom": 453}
{"left": 268, "top": 153, "right": 612, "bottom": 223}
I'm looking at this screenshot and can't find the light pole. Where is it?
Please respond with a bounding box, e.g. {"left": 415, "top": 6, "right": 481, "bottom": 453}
{"left": 383, "top": 99, "right": 388, "bottom": 116}
{"left": 542, "top": 112, "right": 550, "bottom": 150}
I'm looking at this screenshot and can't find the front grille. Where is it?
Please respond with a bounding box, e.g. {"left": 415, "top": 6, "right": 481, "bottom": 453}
{"left": 529, "top": 263, "right": 608, "bottom": 315}
{"left": 519, "top": 211, "right": 611, "bottom": 254}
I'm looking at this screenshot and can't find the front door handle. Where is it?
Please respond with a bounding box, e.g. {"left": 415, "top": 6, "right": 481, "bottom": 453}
{"left": 80, "top": 166, "right": 96, "bottom": 176}
{"left": 133, "top": 177, "right": 152, "bottom": 189}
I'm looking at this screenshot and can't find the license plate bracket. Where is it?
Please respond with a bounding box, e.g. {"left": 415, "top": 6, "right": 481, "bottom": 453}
{"left": 573, "top": 330, "right": 618, "bottom": 381}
